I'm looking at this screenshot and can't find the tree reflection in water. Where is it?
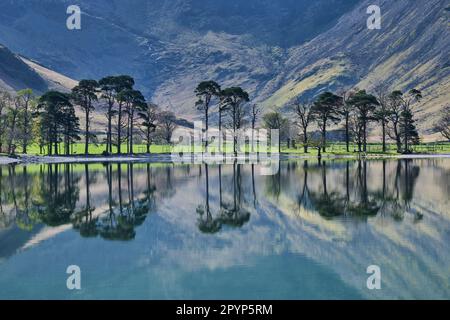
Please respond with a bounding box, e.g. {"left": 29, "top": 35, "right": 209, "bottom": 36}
{"left": 308, "top": 160, "right": 346, "bottom": 219}
{"left": 218, "top": 163, "right": 251, "bottom": 228}
{"left": 197, "top": 163, "right": 221, "bottom": 234}
{"left": 72, "top": 164, "right": 97, "bottom": 238}
{"left": 89, "top": 163, "right": 157, "bottom": 241}
{"left": 345, "top": 160, "right": 380, "bottom": 218}
{"left": 0, "top": 163, "right": 160, "bottom": 241}
{"left": 0, "top": 159, "right": 431, "bottom": 241}
{"left": 197, "top": 162, "right": 251, "bottom": 234}
{"left": 35, "top": 164, "right": 80, "bottom": 227}
{"left": 288, "top": 159, "right": 422, "bottom": 222}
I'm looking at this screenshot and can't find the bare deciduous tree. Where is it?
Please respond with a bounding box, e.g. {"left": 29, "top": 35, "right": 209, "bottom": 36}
{"left": 435, "top": 104, "right": 450, "bottom": 141}
{"left": 293, "top": 99, "right": 315, "bottom": 153}
{"left": 158, "top": 110, "right": 178, "bottom": 144}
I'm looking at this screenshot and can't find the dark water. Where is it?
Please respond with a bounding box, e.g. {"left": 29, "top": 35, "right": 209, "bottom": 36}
{"left": 0, "top": 159, "right": 449, "bottom": 299}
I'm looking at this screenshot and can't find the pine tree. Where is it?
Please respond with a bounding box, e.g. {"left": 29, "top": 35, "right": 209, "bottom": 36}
{"left": 311, "top": 92, "right": 342, "bottom": 152}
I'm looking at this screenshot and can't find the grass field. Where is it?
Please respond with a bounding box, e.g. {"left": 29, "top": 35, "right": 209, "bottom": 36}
{"left": 7, "top": 141, "right": 449, "bottom": 156}
{"left": 284, "top": 142, "right": 450, "bottom": 155}
{"left": 23, "top": 143, "right": 173, "bottom": 155}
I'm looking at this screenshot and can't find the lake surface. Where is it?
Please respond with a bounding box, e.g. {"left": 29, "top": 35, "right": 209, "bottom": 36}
{"left": 0, "top": 159, "right": 449, "bottom": 299}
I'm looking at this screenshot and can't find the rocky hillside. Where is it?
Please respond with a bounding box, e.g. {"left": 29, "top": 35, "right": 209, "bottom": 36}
{"left": 257, "top": 0, "right": 450, "bottom": 139}
{"left": 0, "top": 0, "right": 448, "bottom": 138}
{"left": 0, "top": 0, "right": 359, "bottom": 115}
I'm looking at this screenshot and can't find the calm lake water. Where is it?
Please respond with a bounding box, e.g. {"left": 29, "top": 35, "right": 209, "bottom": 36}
{"left": 0, "top": 159, "right": 449, "bottom": 299}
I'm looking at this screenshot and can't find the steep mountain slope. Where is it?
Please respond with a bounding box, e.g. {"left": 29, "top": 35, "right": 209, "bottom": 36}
{"left": 257, "top": 0, "right": 450, "bottom": 138}
{"left": 0, "top": 44, "right": 76, "bottom": 93}
{"left": 0, "top": 44, "right": 47, "bottom": 93}
{"left": 0, "top": 0, "right": 359, "bottom": 117}
{"left": 20, "top": 58, "right": 78, "bottom": 92}
{"left": 0, "top": 0, "right": 448, "bottom": 138}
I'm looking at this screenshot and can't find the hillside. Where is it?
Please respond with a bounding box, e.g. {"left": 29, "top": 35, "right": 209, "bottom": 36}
{"left": 256, "top": 0, "right": 450, "bottom": 140}
{"left": 0, "top": 43, "right": 76, "bottom": 94}
{"left": 0, "top": 0, "right": 359, "bottom": 117}
{"left": 0, "top": 0, "right": 448, "bottom": 138}
{"left": 20, "top": 58, "right": 78, "bottom": 92}
{"left": 0, "top": 44, "right": 48, "bottom": 93}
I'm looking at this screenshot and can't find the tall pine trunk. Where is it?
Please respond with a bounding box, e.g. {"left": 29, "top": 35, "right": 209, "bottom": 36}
{"left": 106, "top": 104, "right": 112, "bottom": 154}
{"left": 394, "top": 123, "right": 401, "bottom": 153}
{"left": 303, "top": 128, "right": 308, "bottom": 153}
{"left": 363, "top": 119, "right": 367, "bottom": 152}
{"left": 205, "top": 107, "right": 208, "bottom": 153}
{"left": 321, "top": 120, "right": 326, "bottom": 153}
{"left": 118, "top": 103, "right": 123, "bottom": 154}
{"left": 219, "top": 111, "right": 223, "bottom": 154}
{"left": 345, "top": 115, "right": 350, "bottom": 152}
{"left": 233, "top": 105, "right": 237, "bottom": 157}
{"left": 403, "top": 117, "right": 409, "bottom": 153}
{"left": 146, "top": 128, "right": 151, "bottom": 154}
{"left": 130, "top": 110, "right": 134, "bottom": 154}
{"left": 23, "top": 102, "right": 29, "bottom": 154}
{"left": 85, "top": 107, "right": 89, "bottom": 155}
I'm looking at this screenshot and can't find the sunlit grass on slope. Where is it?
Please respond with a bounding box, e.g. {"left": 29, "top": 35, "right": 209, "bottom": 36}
{"left": 261, "top": 58, "right": 349, "bottom": 109}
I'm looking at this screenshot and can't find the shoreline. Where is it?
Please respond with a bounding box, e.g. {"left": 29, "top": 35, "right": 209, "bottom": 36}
{"left": 1, "top": 153, "right": 450, "bottom": 165}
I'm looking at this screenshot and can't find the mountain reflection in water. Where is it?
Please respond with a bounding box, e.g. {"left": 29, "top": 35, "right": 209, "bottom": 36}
{"left": 0, "top": 159, "right": 448, "bottom": 299}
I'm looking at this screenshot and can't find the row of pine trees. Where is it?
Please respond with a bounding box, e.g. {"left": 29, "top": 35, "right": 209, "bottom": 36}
{"left": 194, "top": 80, "right": 424, "bottom": 155}
{"left": 0, "top": 75, "right": 446, "bottom": 156}
{"left": 0, "top": 75, "right": 178, "bottom": 155}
